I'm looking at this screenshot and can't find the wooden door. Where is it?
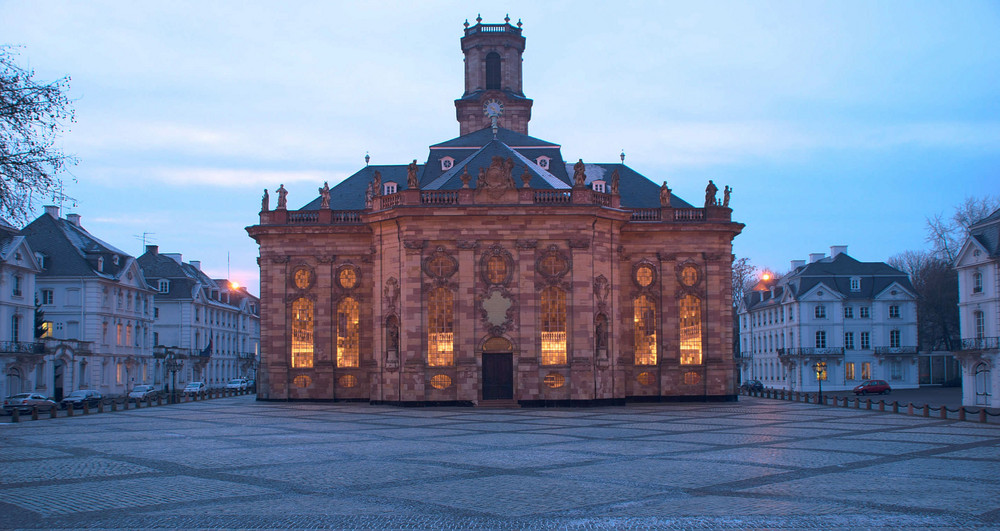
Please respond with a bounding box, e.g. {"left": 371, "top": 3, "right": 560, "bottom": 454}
{"left": 482, "top": 353, "right": 513, "bottom": 400}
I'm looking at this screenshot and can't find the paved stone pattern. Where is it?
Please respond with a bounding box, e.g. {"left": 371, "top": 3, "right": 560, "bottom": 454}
{"left": 1, "top": 395, "right": 999, "bottom": 529}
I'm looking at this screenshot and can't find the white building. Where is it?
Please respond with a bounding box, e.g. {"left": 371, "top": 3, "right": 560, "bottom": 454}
{"left": 138, "top": 246, "right": 260, "bottom": 390}
{"left": 739, "top": 246, "right": 920, "bottom": 392}
{"left": 0, "top": 219, "right": 44, "bottom": 398}
{"left": 954, "top": 208, "right": 1000, "bottom": 407}
{"left": 20, "top": 206, "right": 157, "bottom": 400}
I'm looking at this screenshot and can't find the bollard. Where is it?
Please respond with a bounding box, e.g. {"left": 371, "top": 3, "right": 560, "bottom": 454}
{"left": 123, "top": 399, "right": 129, "bottom": 410}
{"left": 866, "top": 399, "right": 872, "bottom": 410}
{"left": 98, "top": 401, "right": 104, "bottom": 413}
{"left": 83, "top": 402, "right": 89, "bottom": 415}
{"left": 907, "top": 403, "right": 913, "bottom": 415}
{"left": 843, "top": 397, "right": 848, "bottom": 408}
{"left": 111, "top": 401, "right": 117, "bottom": 412}
{"left": 959, "top": 408, "right": 966, "bottom": 421}
{"left": 11, "top": 408, "right": 19, "bottom": 423}
{"left": 135, "top": 399, "right": 141, "bottom": 409}
{"left": 940, "top": 407, "right": 947, "bottom": 419}
{"left": 979, "top": 409, "right": 987, "bottom": 423}
{"left": 923, "top": 405, "right": 929, "bottom": 417}
{"left": 892, "top": 401, "right": 899, "bottom": 414}
{"left": 879, "top": 400, "right": 885, "bottom": 412}
{"left": 855, "top": 397, "right": 860, "bottom": 409}
{"left": 157, "top": 395, "right": 162, "bottom": 406}
{"left": 50, "top": 405, "right": 57, "bottom": 418}
{"left": 31, "top": 406, "right": 38, "bottom": 421}
{"left": 67, "top": 404, "right": 74, "bottom": 417}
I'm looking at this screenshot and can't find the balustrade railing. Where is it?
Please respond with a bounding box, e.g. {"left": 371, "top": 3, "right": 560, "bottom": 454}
{"left": 960, "top": 337, "right": 1000, "bottom": 351}
{"left": 420, "top": 191, "right": 459, "bottom": 205}
{"left": 287, "top": 211, "right": 318, "bottom": 223}
{"left": 533, "top": 190, "right": 571, "bottom": 204}
{"left": 674, "top": 208, "right": 705, "bottom": 221}
{"left": 0, "top": 341, "right": 45, "bottom": 354}
{"left": 591, "top": 191, "right": 612, "bottom": 207}
{"left": 873, "top": 346, "right": 919, "bottom": 355}
{"left": 630, "top": 208, "right": 661, "bottom": 221}
{"left": 331, "top": 210, "right": 363, "bottom": 223}
{"left": 777, "top": 347, "right": 845, "bottom": 357}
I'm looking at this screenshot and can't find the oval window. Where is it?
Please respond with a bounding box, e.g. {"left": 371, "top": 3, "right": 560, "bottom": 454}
{"left": 338, "top": 374, "right": 358, "bottom": 388}
{"left": 543, "top": 373, "right": 565, "bottom": 389}
{"left": 430, "top": 374, "right": 452, "bottom": 389}
{"left": 637, "top": 371, "right": 656, "bottom": 386}
{"left": 636, "top": 265, "right": 654, "bottom": 287}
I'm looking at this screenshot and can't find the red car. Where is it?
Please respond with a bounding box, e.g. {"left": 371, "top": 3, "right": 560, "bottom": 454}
{"left": 853, "top": 380, "right": 891, "bottom": 395}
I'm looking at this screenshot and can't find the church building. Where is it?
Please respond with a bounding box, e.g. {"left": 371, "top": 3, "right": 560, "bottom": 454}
{"left": 247, "top": 18, "right": 744, "bottom": 405}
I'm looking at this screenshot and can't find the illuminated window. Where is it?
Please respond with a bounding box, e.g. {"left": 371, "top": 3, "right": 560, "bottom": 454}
{"left": 116, "top": 362, "right": 124, "bottom": 384}
{"left": 427, "top": 255, "right": 456, "bottom": 278}
{"left": 293, "top": 268, "right": 312, "bottom": 289}
{"left": 846, "top": 362, "right": 855, "bottom": 380}
{"left": 636, "top": 265, "right": 654, "bottom": 287}
{"left": 538, "top": 252, "right": 567, "bottom": 278}
{"left": 633, "top": 295, "right": 657, "bottom": 365}
{"left": 683, "top": 371, "right": 701, "bottom": 385}
{"left": 636, "top": 371, "right": 656, "bottom": 386}
{"left": 339, "top": 267, "right": 357, "bottom": 289}
{"left": 543, "top": 373, "right": 565, "bottom": 388}
{"left": 338, "top": 374, "right": 357, "bottom": 388}
{"left": 293, "top": 375, "right": 311, "bottom": 388}
{"left": 486, "top": 255, "right": 508, "bottom": 284}
{"left": 679, "top": 295, "right": 702, "bottom": 365}
{"left": 430, "top": 374, "right": 452, "bottom": 389}
{"left": 540, "top": 287, "right": 567, "bottom": 365}
{"left": 861, "top": 361, "right": 871, "bottom": 379}
{"left": 116, "top": 323, "right": 123, "bottom": 346}
{"left": 337, "top": 297, "right": 360, "bottom": 368}
{"left": 126, "top": 324, "right": 133, "bottom": 347}
{"left": 680, "top": 266, "right": 698, "bottom": 286}
{"left": 291, "top": 298, "right": 314, "bottom": 368}
{"left": 427, "top": 288, "right": 454, "bottom": 366}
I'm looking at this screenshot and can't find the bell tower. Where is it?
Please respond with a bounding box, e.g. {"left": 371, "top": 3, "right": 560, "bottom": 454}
{"left": 455, "top": 15, "right": 533, "bottom": 136}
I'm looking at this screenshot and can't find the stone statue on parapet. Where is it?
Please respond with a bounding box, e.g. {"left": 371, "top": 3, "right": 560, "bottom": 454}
{"left": 705, "top": 180, "right": 718, "bottom": 207}
{"left": 261, "top": 189, "right": 269, "bottom": 212}
{"left": 372, "top": 171, "right": 382, "bottom": 197}
{"left": 573, "top": 159, "right": 586, "bottom": 188}
{"left": 407, "top": 159, "right": 419, "bottom": 189}
{"left": 723, "top": 185, "right": 731, "bottom": 207}
{"left": 660, "top": 181, "right": 672, "bottom": 207}
{"left": 610, "top": 169, "right": 620, "bottom": 195}
{"left": 319, "top": 181, "right": 331, "bottom": 209}
{"left": 276, "top": 184, "right": 288, "bottom": 210}
{"left": 365, "top": 181, "right": 374, "bottom": 209}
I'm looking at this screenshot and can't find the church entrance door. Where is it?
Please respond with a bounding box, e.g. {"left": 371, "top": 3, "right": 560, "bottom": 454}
{"left": 482, "top": 353, "right": 513, "bottom": 400}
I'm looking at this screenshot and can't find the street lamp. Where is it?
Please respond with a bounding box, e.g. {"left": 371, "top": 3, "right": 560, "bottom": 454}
{"left": 813, "top": 361, "right": 827, "bottom": 404}
{"left": 155, "top": 347, "right": 184, "bottom": 404}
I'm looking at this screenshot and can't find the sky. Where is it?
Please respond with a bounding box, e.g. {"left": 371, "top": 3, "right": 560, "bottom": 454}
{"left": 3, "top": 1, "right": 999, "bottom": 294}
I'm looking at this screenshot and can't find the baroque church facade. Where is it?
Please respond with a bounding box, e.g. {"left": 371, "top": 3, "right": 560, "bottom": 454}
{"left": 248, "top": 19, "right": 744, "bottom": 405}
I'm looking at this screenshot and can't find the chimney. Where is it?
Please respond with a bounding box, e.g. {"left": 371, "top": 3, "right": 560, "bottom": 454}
{"left": 190, "top": 260, "right": 201, "bottom": 270}
{"left": 146, "top": 245, "right": 158, "bottom": 255}
{"left": 809, "top": 253, "right": 825, "bottom": 263}
{"left": 830, "top": 245, "right": 847, "bottom": 258}
{"left": 163, "top": 253, "right": 182, "bottom": 264}
{"left": 44, "top": 205, "right": 60, "bottom": 218}
{"left": 66, "top": 213, "right": 81, "bottom": 226}
{"left": 790, "top": 259, "right": 806, "bottom": 270}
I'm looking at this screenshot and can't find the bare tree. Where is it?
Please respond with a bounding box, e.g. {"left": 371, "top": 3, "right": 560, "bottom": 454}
{"left": 731, "top": 256, "right": 758, "bottom": 310}
{"left": 926, "top": 196, "right": 1000, "bottom": 263}
{"left": 888, "top": 250, "right": 959, "bottom": 351}
{"left": 0, "top": 46, "right": 75, "bottom": 225}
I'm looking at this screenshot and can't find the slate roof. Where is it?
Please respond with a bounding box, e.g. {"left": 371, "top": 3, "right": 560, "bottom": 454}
{"left": 970, "top": 208, "right": 1000, "bottom": 257}
{"left": 295, "top": 126, "right": 694, "bottom": 211}
{"left": 22, "top": 213, "right": 134, "bottom": 280}
{"left": 743, "top": 253, "right": 914, "bottom": 311}
{"left": 137, "top": 250, "right": 217, "bottom": 301}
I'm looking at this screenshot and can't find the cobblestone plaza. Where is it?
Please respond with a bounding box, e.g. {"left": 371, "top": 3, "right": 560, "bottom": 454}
{"left": 2, "top": 396, "right": 999, "bottom": 529}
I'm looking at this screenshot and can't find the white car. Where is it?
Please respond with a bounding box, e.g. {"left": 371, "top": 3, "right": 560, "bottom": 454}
{"left": 182, "top": 382, "right": 206, "bottom": 396}
{"left": 128, "top": 385, "right": 159, "bottom": 401}
{"left": 225, "top": 378, "right": 248, "bottom": 390}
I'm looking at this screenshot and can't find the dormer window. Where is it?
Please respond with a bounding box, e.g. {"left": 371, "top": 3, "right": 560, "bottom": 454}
{"left": 113, "top": 255, "right": 120, "bottom": 266}
{"left": 850, "top": 277, "right": 860, "bottom": 292}
{"left": 592, "top": 180, "right": 606, "bottom": 193}
{"left": 535, "top": 156, "right": 550, "bottom": 170}
{"left": 383, "top": 182, "right": 398, "bottom": 195}
{"left": 440, "top": 157, "right": 454, "bottom": 171}
{"left": 35, "top": 253, "right": 45, "bottom": 269}
{"left": 97, "top": 257, "right": 104, "bottom": 272}
{"left": 158, "top": 280, "right": 169, "bottom": 293}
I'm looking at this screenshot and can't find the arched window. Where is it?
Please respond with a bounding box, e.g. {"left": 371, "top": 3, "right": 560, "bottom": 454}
{"left": 485, "top": 52, "right": 501, "bottom": 90}
{"left": 540, "top": 287, "right": 567, "bottom": 365}
{"left": 290, "top": 298, "right": 314, "bottom": 368}
{"left": 680, "top": 295, "right": 703, "bottom": 365}
{"left": 427, "top": 288, "right": 454, "bottom": 367}
{"left": 634, "top": 295, "right": 657, "bottom": 365}
{"left": 337, "top": 297, "right": 360, "bottom": 368}
{"left": 973, "top": 271, "right": 983, "bottom": 293}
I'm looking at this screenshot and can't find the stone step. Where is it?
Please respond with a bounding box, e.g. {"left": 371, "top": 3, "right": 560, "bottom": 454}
{"left": 477, "top": 399, "right": 520, "bottom": 409}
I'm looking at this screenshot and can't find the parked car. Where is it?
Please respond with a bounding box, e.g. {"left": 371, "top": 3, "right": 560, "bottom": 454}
{"left": 225, "top": 378, "right": 248, "bottom": 391}
{"left": 60, "top": 390, "right": 103, "bottom": 410}
{"left": 853, "top": 379, "right": 891, "bottom": 395}
{"left": 246, "top": 379, "right": 256, "bottom": 392}
{"left": 182, "top": 382, "right": 206, "bottom": 396}
{"left": 128, "top": 385, "right": 159, "bottom": 402}
{"left": 741, "top": 380, "right": 764, "bottom": 392}
{"left": 4, "top": 393, "right": 57, "bottom": 414}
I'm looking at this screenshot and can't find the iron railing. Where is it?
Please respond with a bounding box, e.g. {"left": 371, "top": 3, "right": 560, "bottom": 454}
{"left": 959, "top": 337, "right": 1000, "bottom": 351}
{"left": 0, "top": 341, "right": 45, "bottom": 354}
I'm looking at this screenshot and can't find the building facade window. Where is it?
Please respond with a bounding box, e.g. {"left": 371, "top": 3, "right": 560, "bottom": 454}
{"left": 633, "top": 295, "right": 657, "bottom": 365}
{"left": 890, "top": 329, "right": 901, "bottom": 348}
{"left": 116, "top": 323, "right": 123, "bottom": 346}
{"left": 539, "top": 287, "right": 567, "bottom": 365}
{"left": 844, "top": 306, "right": 853, "bottom": 319}
{"left": 485, "top": 52, "right": 501, "bottom": 89}
{"left": 850, "top": 277, "right": 861, "bottom": 291}
{"left": 815, "top": 330, "right": 827, "bottom": 348}
{"left": 860, "top": 331, "right": 871, "bottom": 350}
{"left": 815, "top": 305, "right": 826, "bottom": 319}
{"left": 859, "top": 306, "right": 870, "bottom": 319}
{"left": 889, "top": 305, "right": 900, "bottom": 318}
{"left": 862, "top": 361, "right": 872, "bottom": 379}
{"left": 290, "top": 298, "right": 314, "bottom": 368}
{"left": 11, "top": 315, "right": 20, "bottom": 342}
{"left": 846, "top": 362, "right": 855, "bottom": 380}
{"left": 12, "top": 274, "right": 22, "bottom": 297}
{"left": 679, "top": 295, "right": 703, "bottom": 365}
{"left": 337, "top": 297, "right": 360, "bottom": 367}
{"left": 40, "top": 289, "right": 53, "bottom": 305}
{"left": 844, "top": 332, "right": 854, "bottom": 350}
{"left": 973, "top": 271, "right": 983, "bottom": 293}
{"left": 427, "top": 288, "right": 454, "bottom": 367}
{"left": 975, "top": 311, "right": 985, "bottom": 339}
{"left": 891, "top": 360, "right": 902, "bottom": 380}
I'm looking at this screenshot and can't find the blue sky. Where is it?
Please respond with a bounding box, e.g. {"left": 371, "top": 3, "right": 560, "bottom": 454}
{"left": 3, "top": 1, "right": 999, "bottom": 294}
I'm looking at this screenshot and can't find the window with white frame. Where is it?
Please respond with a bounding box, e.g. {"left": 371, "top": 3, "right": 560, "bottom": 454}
{"left": 889, "top": 305, "right": 900, "bottom": 318}
{"left": 592, "top": 180, "right": 606, "bottom": 193}
{"left": 850, "top": 277, "right": 861, "bottom": 292}
{"left": 859, "top": 306, "right": 870, "bottom": 319}
{"left": 12, "top": 275, "right": 22, "bottom": 297}
{"left": 440, "top": 157, "right": 454, "bottom": 171}
{"left": 41, "top": 289, "right": 54, "bottom": 305}
{"left": 890, "top": 329, "right": 901, "bottom": 348}
{"left": 536, "top": 156, "right": 550, "bottom": 169}
{"left": 975, "top": 311, "right": 985, "bottom": 339}
{"left": 383, "top": 182, "right": 398, "bottom": 195}
{"left": 815, "top": 305, "right": 826, "bottom": 319}
{"left": 844, "top": 306, "right": 853, "bottom": 318}
{"left": 844, "top": 332, "right": 854, "bottom": 350}
{"left": 815, "top": 330, "right": 827, "bottom": 348}
{"left": 860, "top": 331, "right": 871, "bottom": 350}
{"left": 158, "top": 280, "right": 169, "bottom": 293}
{"left": 891, "top": 360, "right": 902, "bottom": 380}
{"left": 973, "top": 271, "right": 983, "bottom": 293}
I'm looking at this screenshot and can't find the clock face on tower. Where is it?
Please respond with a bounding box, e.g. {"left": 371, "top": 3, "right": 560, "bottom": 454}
{"left": 483, "top": 99, "right": 504, "bottom": 118}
